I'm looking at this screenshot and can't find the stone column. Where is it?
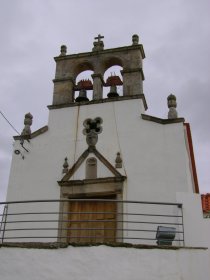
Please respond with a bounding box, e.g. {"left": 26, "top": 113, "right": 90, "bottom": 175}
{"left": 52, "top": 45, "right": 75, "bottom": 105}
{"left": 121, "top": 68, "right": 144, "bottom": 96}
{"left": 91, "top": 73, "right": 104, "bottom": 100}
{"left": 52, "top": 77, "right": 75, "bottom": 105}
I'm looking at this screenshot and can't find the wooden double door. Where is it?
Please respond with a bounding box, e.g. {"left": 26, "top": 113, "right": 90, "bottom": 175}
{"left": 68, "top": 196, "right": 117, "bottom": 243}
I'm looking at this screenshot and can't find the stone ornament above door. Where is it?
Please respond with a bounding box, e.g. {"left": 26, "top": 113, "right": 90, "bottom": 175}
{"left": 59, "top": 117, "right": 125, "bottom": 184}
{"left": 82, "top": 117, "right": 103, "bottom": 148}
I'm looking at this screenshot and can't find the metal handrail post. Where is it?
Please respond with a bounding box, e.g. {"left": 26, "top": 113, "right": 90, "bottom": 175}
{"left": 1, "top": 205, "right": 8, "bottom": 244}
{"left": 180, "top": 205, "right": 185, "bottom": 247}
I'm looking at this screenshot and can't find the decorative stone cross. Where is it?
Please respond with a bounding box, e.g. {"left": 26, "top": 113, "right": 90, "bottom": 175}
{"left": 94, "top": 34, "right": 104, "bottom": 42}
{"left": 92, "top": 34, "right": 104, "bottom": 52}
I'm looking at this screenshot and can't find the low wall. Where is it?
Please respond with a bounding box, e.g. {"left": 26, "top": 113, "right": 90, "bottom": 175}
{"left": 0, "top": 244, "right": 209, "bottom": 280}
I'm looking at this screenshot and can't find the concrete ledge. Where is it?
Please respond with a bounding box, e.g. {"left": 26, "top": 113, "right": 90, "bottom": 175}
{"left": 48, "top": 94, "right": 148, "bottom": 110}
{"left": 0, "top": 242, "right": 207, "bottom": 250}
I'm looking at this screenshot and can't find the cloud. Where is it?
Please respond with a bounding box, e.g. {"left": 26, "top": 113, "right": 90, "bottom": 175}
{"left": 0, "top": 0, "right": 209, "bottom": 200}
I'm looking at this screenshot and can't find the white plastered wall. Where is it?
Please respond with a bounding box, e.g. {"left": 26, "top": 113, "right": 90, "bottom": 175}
{"left": 176, "top": 192, "right": 210, "bottom": 246}
{"left": 6, "top": 98, "right": 193, "bottom": 202}
{"left": 5, "top": 98, "right": 201, "bottom": 244}
{"left": 0, "top": 246, "right": 209, "bottom": 280}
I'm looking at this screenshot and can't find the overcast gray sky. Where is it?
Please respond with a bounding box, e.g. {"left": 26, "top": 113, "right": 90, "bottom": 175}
{"left": 0, "top": 0, "right": 210, "bottom": 201}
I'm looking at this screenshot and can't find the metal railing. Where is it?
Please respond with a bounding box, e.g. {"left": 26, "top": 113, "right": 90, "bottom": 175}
{"left": 0, "top": 199, "right": 184, "bottom": 246}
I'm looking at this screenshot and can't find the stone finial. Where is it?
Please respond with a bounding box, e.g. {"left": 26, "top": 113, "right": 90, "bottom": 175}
{"left": 167, "top": 94, "right": 178, "bottom": 119}
{"left": 21, "top": 112, "right": 33, "bottom": 136}
{"left": 62, "top": 157, "right": 69, "bottom": 174}
{"left": 132, "top": 34, "right": 139, "bottom": 45}
{"left": 60, "top": 45, "right": 67, "bottom": 56}
{"left": 115, "top": 152, "right": 122, "bottom": 168}
{"left": 92, "top": 34, "right": 104, "bottom": 51}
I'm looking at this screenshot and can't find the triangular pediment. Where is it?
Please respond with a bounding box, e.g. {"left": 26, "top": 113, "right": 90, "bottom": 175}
{"left": 59, "top": 148, "right": 124, "bottom": 183}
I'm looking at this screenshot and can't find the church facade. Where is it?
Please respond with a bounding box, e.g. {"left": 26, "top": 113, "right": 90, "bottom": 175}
{"left": 2, "top": 35, "right": 208, "bottom": 249}
{"left": 1, "top": 34, "right": 210, "bottom": 280}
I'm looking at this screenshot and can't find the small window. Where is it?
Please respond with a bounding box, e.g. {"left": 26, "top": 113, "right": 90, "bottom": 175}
{"left": 86, "top": 157, "right": 97, "bottom": 179}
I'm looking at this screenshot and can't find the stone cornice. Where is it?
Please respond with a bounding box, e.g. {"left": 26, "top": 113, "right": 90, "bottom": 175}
{"left": 13, "top": 126, "right": 48, "bottom": 140}
{"left": 121, "top": 67, "right": 145, "bottom": 80}
{"left": 48, "top": 94, "right": 148, "bottom": 110}
{"left": 53, "top": 77, "right": 75, "bottom": 84}
{"left": 141, "top": 114, "right": 185, "bottom": 124}
{"left": 58, "top": 176, "right": 126, "bottom": 187}
{"left": 54, "top": 44, "right": 145, "bottom": 62}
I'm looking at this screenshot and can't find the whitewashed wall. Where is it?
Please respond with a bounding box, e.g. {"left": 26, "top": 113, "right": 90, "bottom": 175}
{"left": 5, "top": 98, "right": 199, "bottom": 244}
{"left": 6, "top": 98, "right": 193, "bottom": 202}
{"left": 203, "top": 217, "right": 210, "bottom": 262}
{"left": 176, "top": 193, "right": 208, "bottom": 247}
{"left": 0, "top": 246, "right": 209, "bottom": 280}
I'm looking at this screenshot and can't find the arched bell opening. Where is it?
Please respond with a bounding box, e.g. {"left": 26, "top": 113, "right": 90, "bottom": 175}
{"left": 73, "top": 61, "right": 94, "bottom": 78}
{"left": 75, "top": 70, "right": 94, "bottom": 102}
{"left": 103, "top": 65, "right": 123, "bottom": 98}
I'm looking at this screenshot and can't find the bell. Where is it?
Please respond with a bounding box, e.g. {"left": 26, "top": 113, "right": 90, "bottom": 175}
{"left": 106, "top": 75, "right": 123, "bottom": 86}
{"left": 107, "top": 85, "right": 119, "bottom": 98}
{"left": 75, "top": 89, "right": 89, "bottom": 102}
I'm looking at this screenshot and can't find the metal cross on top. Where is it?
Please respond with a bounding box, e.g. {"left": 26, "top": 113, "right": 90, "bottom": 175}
{"left": 94, "top": 34, "right": 104, "bottom": 42}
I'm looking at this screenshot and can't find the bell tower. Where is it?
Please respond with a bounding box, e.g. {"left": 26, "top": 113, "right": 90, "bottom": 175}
{"left": 52, "top": 34, "right": 146, "bottom": 105}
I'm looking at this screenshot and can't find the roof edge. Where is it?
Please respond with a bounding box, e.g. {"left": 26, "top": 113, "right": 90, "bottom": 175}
{"left": 48, "top": 94, "right": 148, "bottom": 111}
{"left": 54, "top": 44, "right": 145, "bottom": 62}
{"left": 141, "top": 114, "right": 185, "bottom": 124}
{"left": 14, "top": 126, "right": 48, "bottom": 140}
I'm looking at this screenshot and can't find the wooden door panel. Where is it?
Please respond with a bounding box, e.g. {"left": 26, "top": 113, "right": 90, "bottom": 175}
{"left": 68, "top": 200, "right": 116, "bottom": 243}
{"left": 104, "top": 202, "right": 116, "bottom": 219}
